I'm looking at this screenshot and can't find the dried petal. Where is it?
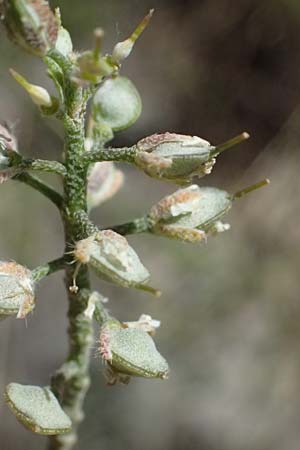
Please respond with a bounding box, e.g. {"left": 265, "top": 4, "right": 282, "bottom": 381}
{"left": 124, "top": 314, "right": 161, "bottom": 336}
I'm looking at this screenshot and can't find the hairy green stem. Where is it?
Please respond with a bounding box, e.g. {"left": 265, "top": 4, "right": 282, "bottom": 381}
{"left": 48, "top": 73, "right": 93, "bottom": 450}
{"left": 82, "top": 145, "right": 137, "bottom": 164}
{"left": 108, "top": 216, "right": 150, "bottom": 235}
{"left": 31, "top": 257, "right": 66, "bottom": 282}
{"left": 14, "top": 172, "right": 64, "bottom": 209}
{"left": 22, "top": 158, "right": 67, "bottom": 176}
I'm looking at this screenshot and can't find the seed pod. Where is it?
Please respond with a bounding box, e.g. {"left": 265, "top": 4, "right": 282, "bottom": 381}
{"left": 74, "top": 231, "right": 151, "bottom": 292}
{"left": 92, "top": 76, "right": 142, "bottom": 132}
{"left": 135, "top": 132, "right": 249, "bottom": 184}
{"left": 99, "top": 319, "right": 169, "bottom": 384}
{"left": 148, "top": 179, "right": 270, "bottom": 243}
{"left": 1, "top": 0, "right": 59, "bottom": 57}
{"left": 5, "top": 383, "right": 72, "bottom": 435}
{"left": 0, "top": 261, "right": 35, "bottom": 319}
{"left": 87, "top": 162, "right": 124, "bottom": 210}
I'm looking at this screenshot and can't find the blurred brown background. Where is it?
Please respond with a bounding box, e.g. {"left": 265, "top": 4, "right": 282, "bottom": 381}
{"left": 1, "top": 0, "right": 300, "bottom": 449}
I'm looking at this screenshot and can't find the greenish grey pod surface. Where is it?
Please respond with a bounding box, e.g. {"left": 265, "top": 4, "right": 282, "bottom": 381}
{"left": 148, "top": 184, "right": 232, "bottom": 242}
{"left": 100, "top": 321, "right": 169, "bottom": 380}
{"left": 92, "top": 76, "right": 142, "bottom": 131}
{"left": 74, "top": 231, "right": 150, "bottom": 290}
{"left": 170, "top": 186, "right": 232, "bottom": 231}
{"left": 5, "top": 383, "right": 72, "bottom": 435}
{"left": 135, "top": 133, "right": 217, "bottom": 184}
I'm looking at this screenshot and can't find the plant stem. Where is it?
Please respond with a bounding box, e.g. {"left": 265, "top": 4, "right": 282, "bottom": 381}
{"left": 31, "top": 257, "right": 66, "bottom": 281}
{"left": 22, "top": 158, "right": 67, "bottom": 176}
{"left": 14, "top": 172, "right": 63, "bottom": 209}
{"left": 108, "top": 216, "right": 150, "bottom": 235}
{"left": 82, "top": 145, "right": 137, "bottom": 164}
{"left": 48, "top": 77, "right": 93, "bottom": 450}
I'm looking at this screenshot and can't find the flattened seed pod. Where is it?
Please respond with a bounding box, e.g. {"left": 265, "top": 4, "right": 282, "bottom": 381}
{"left": 148, "top": 179, "right": 270, "bottom": 242}
{"left": 148, "top": 184, "right": 231, "bottom": 242}
{"left": 99, "top": 319, "right": 169, "bottom": 384}
{"left": 135, "top": 132, "right": 250, "bottom": 184}
{"left": 5, "top": 383, "right": 72, "bottom": 435}
{"left": 0, "top": 261, "right": 35, "bottom": 319}
{"left": 92, "top": 76, "right": 142, "bottom": 132}
{"left": 74, "top": 231, "right": 151, "bottom": 291}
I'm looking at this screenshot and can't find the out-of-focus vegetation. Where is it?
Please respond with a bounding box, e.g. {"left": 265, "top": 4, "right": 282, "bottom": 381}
{"left": 1, "top": 0, "right": 300, "bottom": 449}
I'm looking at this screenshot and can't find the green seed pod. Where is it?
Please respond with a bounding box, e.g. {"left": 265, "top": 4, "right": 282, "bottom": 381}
{"left": 148, "top": 179, "right": 270, "bottom": 243}
{"left": 87, "top": 162, "right": 124, "bottom": 210}
{"left": 74, "top": 231, "right": 151, "bottom": 292}
{"left": 91, "top": 76, "right": 142, "bottom": 132}
{"left": 135, "top": 132, "right": 249, "bottom": 184}
{"left": 5, "top": 383, "right": 72, "bottom": 435}
{"left": 1, "top": 0, "right": 59, "bottom": 57}
{"left": 0, "top": 261, "right": 35, "bottom": 319}
{"left": 99, "top": 319, "right": 169, "bottom": 384}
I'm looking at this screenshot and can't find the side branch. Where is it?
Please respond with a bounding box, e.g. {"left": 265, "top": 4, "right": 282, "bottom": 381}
{"left": 31, "top": 257, "right": 66, "bottom": 282}
{"left": 81, "top": 146, "right": 137, "bottom": 165}
{"left": 73, "top": 210, "right": 151, "bottom": 238}
{"left": 107, "top": 216, "right": 150, "bottom": 235}
{"left": 22, "top": 159, "right": 67, "bottom": 176}
{"left": 14, "top": 172, "right": 64, "bottom": 209}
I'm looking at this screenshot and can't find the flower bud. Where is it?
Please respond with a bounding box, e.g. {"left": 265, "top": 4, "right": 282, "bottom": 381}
{"left": 99, "top": 319, "right": 169, "bottom": 384}
{"left": 74, "top": 231, "right": 154, "bottom": 293}
{"left": 112, "top": 10, "right": 154, "bottom": 64}
{"left": 75, "top": 51, "right": 115, "bottom": 85}
{"left": 148, "top": 179, "right": 270, "bottom": 243}
{"left": 87, "top": 162, "right": 124, "bottom": 210}
{"left": 1, "top": 0, "right": 59, "bottom": 57}
{"left": 0, "top": 261, "right": 35, "bottom": 319}
{"left": 135, "top": 132, "right": 249, "bottom": 184}
{"left": 5, "top": 383, "right": 72, "bottom": 435}
{"left": 91, "top": 76, "right": 142, "bottom": 132}
{"left": 10, "top": 69, "right": 58, "bottom": 113}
